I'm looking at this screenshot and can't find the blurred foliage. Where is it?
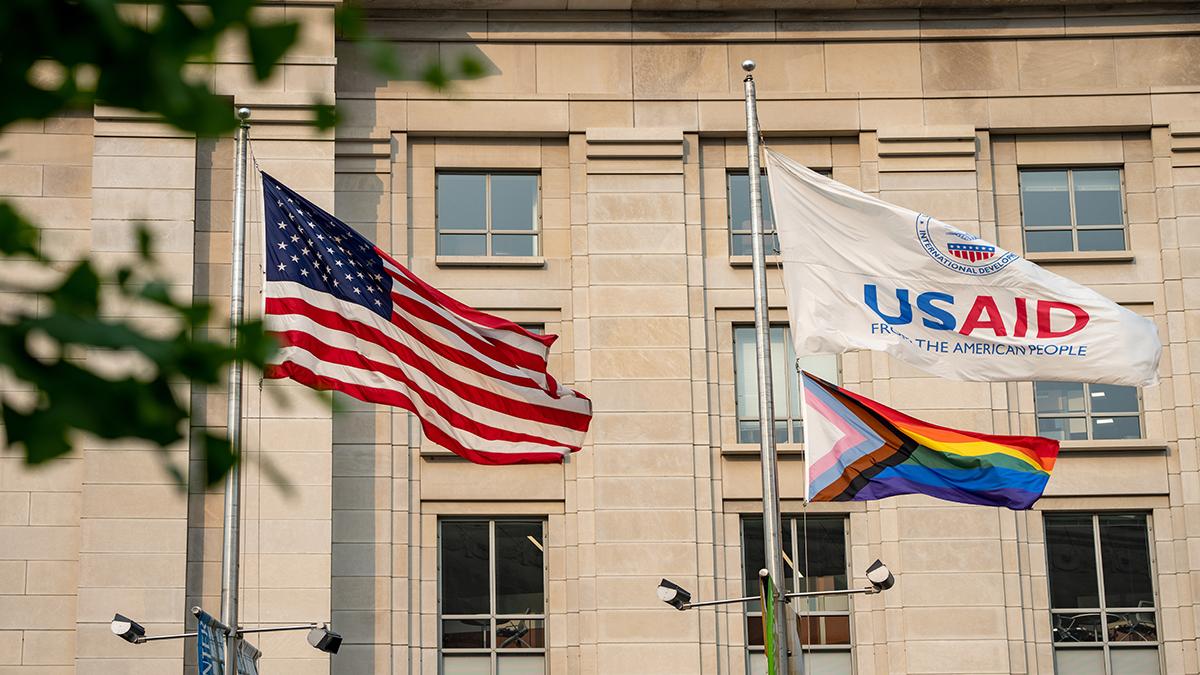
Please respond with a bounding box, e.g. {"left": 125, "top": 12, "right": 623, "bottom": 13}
{"left": 0, "top": 0, "right": 479, "bottom": 483}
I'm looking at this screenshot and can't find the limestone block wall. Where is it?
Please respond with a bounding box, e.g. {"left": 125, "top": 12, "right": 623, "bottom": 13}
{"left": 327, "top": 6, "right": 1200, "bottom": 674}
{"left": 6, "top": 3, "right": 1200, "bottom": 674}
{"left": 0, "top": 112, "right": 92, "bottom": 674}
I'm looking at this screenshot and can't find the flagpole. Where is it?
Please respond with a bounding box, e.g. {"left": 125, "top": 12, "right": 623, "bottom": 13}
{"left": 221, "top": 106, "right": 252, "bottom": 673}
{"left": 741, "top": 61, "right": 796, "bottom": 674}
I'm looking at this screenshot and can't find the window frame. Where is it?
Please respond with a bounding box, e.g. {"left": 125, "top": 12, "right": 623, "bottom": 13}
{"left": 727, "top": 170, "right": 779, "bottom": 258}
{"left": 727, "top": 168, "right": 832, "bottom": 260}
{"left": 438, "top": 517, "right": 549, "bottom": 675}
{"left": 435, "top": 171, "right": 542, "bottom": 258}
{"left": 732, "top": 323, "right": 839, "bottom": 447}
{"left": 1018, "top": 167, "right": 1128, "bottom": 255}
{"left": 1044, "top": 511, "right": 1163, "bottom": 675}
{"left": 1033, "top": 382, "right": 1144, "bottom": 442}
{"left": 741, "top": 514, "right": 854, "bottom": 673}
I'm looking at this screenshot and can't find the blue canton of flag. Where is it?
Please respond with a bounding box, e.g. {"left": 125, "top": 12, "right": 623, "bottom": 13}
{"left": 262, "top": 174, "right": 394, "bottom": 319}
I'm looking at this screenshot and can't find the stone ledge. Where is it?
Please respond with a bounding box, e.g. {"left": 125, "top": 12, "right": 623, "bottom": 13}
{"left": 728, "top": 254, "right": 783, "bottom": 268}
{"left": 1025, "top": 251, "right": 1136, "bottom": 264}
{"left": 435, "top": 255, "right": 546, "bottom": 268}
{"left": 1057, "top": 438, "right": 1169, "bottom": 453}
{"left": 722, "top": 443, "right": 804, "bottom": 456}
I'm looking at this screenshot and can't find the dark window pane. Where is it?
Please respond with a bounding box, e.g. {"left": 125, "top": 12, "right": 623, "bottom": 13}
{"left": 1020, "top": 170, "right": 1071, "bottom": 227}
{"left": 1053, "top": 612, "right": 1103, "bottom": 643}
{"left": 732, "top": 233, "right": 753, "bottom": 256}
{"left": 1038, "top": 417, "right": 1088, "bottom": 441}
{"left": 743, "top": 517, "right": 765, "bottom": 601}
{"left": 440, "top": 233, "right": 487, "bottom": 256}
{"left": 496, "top": 618, "right": 545, "bottom": 649}
{"left": 492, "top": 234, "right": 536, "bottom": 257}
{"left": 1078, "top": 228, "right": 1126, "bottom": 251}
{"left": 781, "top": 520, "right": 794, "bottom": 593}
{"left": 495, "top": 522, "right": 545, "bottom": 615}
{"left": 1107, "top": 611, "right": 1157, "bottom": 642}
{"left": 1091, "top": 415, "right": 1142, "bottom": 440}
{"left": 1035, "top": 382, "right": 1086, "bottom": 414}
{"left": 442, "top": 619, "right": 491, "bottom": 648}
{"left": 442, "top": 521, "right": 491, "bottom": 615}
{"left": 1025, "top": 229, "right": 1074, "bottom": 253}
{"left": 1089, "top": 385, "right": 1139, "bottom": 414}
{"left": 793, "top": 421, "right": 805, "bottom": 444}
{"left": 745, "top": 616, "right": 764, "bottom": 646}
{"left": 1045, "top": 514, "right": 1100, "bottom": 609}
{"left": 765, "top": 233, "right": 780, "bottom": 255}
{"left": 797, "top": 615, "right": 851, "bottom": 646}
{"left": 796, "top": 517, "right": 848, "bottom": 612}
{"left": 491, "top": 175, "right": 538, "bottom": 231}
{"left": 1073, "top": 169, "right": 1123, "bottom": 226}
{"left": 438, "top": 174, "right": 486, "bottom": 230}
{"left": 1100, "top": 514, "right": 1154, "bottom": 609}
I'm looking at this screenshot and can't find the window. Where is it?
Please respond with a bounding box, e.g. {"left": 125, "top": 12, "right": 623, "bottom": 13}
{"left": 437, "top": 172, "right": 539, "bottom": 257}
{"left": 1034, "top": 382, "right": 1142, "bottom": 441}
{"left": 728, "top": 170, "right": 831, "bottom": 257}
{"left": 440, "top": 519, "right": 547, "bottom": 675}
{"left": 733, "top": 325, "right": 838, "bottom": 444}
{"left": 1045, "top": 513, "right": 1160, "bottom": 674}
{"left": 1019, "top": 168, "right": 1126, "bottom": 253}
{"left": 742, "top": 515, "right": 851, "bottom": 675}
{"left": 728, "top": 172, "right": 777, "bottom": 256}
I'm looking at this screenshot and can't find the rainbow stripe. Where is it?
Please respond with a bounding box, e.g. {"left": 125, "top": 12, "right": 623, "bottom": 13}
{"left": 803, "top": 373, "right": 1058, "bottom": 510}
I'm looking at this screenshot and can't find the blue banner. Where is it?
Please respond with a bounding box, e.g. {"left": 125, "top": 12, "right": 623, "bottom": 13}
{"left": 236, "top": 639, "right": 261, "bottom": 675}
{"left": 196, "top": 610, "right": 225, "bottom": 675}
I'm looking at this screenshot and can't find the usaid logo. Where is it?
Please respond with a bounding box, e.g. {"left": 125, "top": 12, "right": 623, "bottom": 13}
{"left": 915, "top": 214, "right": 1018, "bottom": 276}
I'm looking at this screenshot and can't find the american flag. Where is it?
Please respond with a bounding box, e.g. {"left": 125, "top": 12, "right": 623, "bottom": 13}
{"left": 260, "top": 173, "right": 592, "bottom": 465}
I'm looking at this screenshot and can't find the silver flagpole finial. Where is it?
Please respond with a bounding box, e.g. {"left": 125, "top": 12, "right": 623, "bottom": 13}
{"left": 741, "top": 59, "right": 756, "bottom": 72}
{"left": 236, "top": 106, "right": 251, "bottom": 121}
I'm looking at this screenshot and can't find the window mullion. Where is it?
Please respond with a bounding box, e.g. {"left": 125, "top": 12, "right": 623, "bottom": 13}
{"left": 484, "top": 173, "right": 492, "bottom": 257}
{"left": 1066, "top": 169, "right": 1080, "bottom": 252}
{"left": 1092, "top": 514, "right": 1113, "bottom": 675}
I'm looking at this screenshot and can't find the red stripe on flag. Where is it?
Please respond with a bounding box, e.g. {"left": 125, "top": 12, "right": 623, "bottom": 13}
{"left": 265, "top": 361, "right": 571, "bottom": 465}
{"left": 380, "top": 253, "right": 556, "bottom": 348}
{"left": 266, "top": 296, "right": 548, "bottom": 394}
{"left": 271, "top": 328, "right": 591, "bottom": 432}
{"left": 390, "top": 291, "right": 548, "bottom": 375}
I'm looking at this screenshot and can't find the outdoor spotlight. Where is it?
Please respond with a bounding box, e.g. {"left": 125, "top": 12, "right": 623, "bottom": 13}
{"left": 307, "top": 625, "right": 343, "bottom": 654}
{"left": 865, "top": 559, "right": 895, "bottom": 592}
{"left": 656, "top": 579, "right": 692, "bottom": 610}
{"left": 110, "top": 613, "right": 146, "bottom": 643}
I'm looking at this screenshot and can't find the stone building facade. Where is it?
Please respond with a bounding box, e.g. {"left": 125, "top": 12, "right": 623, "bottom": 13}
{"left": 2, "top": 1, "right": 1200, "bottom": 674}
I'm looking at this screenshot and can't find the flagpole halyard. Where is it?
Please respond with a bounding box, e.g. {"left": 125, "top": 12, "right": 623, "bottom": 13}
{"left": 742, "top": 59, "right": 797, "bottom": 675}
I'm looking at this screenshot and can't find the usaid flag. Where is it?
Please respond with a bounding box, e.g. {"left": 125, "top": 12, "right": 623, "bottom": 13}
{"left": 764, "top": 148, "right": 1161, "bottom": 386}
{"left": 196, "top": 610, "right": 225, "bottom": 675}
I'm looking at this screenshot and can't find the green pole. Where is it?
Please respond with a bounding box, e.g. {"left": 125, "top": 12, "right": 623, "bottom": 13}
{"left": 758, "top": 569, "right": 778, "bottom": 675}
